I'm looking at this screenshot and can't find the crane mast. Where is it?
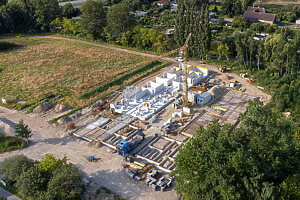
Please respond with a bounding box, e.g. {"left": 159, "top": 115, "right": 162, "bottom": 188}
{"left": 181, "top": 33, "right": 192, "bottom": 107}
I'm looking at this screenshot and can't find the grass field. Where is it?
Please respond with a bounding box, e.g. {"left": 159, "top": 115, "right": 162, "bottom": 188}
{"left": 255, "top": 0, "right": 300, "bottom": 7}
{"left": 0, "top": 37, "right": 151, "bottom": 107}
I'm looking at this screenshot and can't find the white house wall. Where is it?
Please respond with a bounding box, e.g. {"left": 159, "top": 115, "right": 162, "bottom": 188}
{"left": 124, "top": 86, "right": 142, "bottom": 100}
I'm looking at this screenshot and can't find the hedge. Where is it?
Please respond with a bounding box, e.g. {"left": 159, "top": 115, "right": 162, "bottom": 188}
{"left": 78, "top": 61, "right": 163, "bottom": 99}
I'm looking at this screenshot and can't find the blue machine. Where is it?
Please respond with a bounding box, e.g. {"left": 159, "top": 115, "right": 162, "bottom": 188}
{"left": 117, "top": 129, "right": 145, "bottom": 156}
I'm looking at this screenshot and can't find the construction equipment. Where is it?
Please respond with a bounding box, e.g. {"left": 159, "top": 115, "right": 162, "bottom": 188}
{"left": 116, "top": 129, "right": 145, "bottom": 156}
{"left": 219, "top": 66, "right": 226, "bottom": 73}
{"left": 181, "top": 33, "right": 192, "bottom": 107}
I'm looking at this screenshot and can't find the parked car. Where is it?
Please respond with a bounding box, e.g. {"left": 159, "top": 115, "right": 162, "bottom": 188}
{"left": 175, "top": 57, "right": 184, "bottom": 62}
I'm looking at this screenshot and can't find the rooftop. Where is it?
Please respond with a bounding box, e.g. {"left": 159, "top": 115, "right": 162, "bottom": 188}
{"left": 243, "top": 11, "right": 276, "bottom": 22}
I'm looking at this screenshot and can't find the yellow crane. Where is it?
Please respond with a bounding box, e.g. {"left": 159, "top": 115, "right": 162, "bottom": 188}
{"left": 181, "top": 33, "right": 192, "bottom": 107}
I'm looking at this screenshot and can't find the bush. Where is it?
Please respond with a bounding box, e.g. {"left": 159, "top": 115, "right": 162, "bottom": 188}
{"left": 0, "top": 134, "right": 27, "bottom": 153}
{"left": 15, "top": 166, "right": 48, "bottom": 198}
{"left": 0, "top": 155, "right": 35, "bottom": 182}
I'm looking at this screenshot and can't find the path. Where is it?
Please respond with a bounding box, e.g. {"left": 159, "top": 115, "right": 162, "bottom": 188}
{"left": 0, "top": 187, "right": 20, "bottom": 200}
{"left": 24, "top": 35, "right": 175, "bottom": 62}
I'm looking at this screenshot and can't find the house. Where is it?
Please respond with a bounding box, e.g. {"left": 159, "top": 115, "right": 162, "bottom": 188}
{"left": 156, "top": 0, "right": 170, "bottom": 7}
{"left": 296, "top": 18, "right": 300, "bottom": 25}
{"left": 243, "top": 6, "right": 276, "bottom": 24}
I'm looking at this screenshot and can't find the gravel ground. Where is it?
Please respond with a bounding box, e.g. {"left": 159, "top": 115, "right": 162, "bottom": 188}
{"left": 0, "top": 106, "right": 177, "bottom": 200}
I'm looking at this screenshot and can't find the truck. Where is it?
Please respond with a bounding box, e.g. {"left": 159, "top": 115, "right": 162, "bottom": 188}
{"left": 116, "top": 129, "right": 145, "bottom": 157}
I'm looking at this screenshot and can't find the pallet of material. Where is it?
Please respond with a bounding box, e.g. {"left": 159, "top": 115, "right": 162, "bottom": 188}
{"left": 163, "top": 160, "right": 173, "bottom": 169}
{"left": 117, "top": 128, "right": 135, "bottom": 137}
{"left": 74, "top": 128, "right": 94, "bottom": 137}
{"left": 88, "top": 129, "right": 107, "bottom": 140}
{"left": 153, "top": 139, "right": 170, "bottom": 150}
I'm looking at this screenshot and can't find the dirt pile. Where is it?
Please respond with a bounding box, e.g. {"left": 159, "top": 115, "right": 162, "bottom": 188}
{"left": 57, "top": 116, "right": 72, "bottom": 125}
{"left": 0, "top": 118, "right": 15, "bottom": 136}
{"left": 53, "top": 104, "right": 72, "bottom": 113}
{"left": 33, "top": 102, "right": 55, "bottom": 113}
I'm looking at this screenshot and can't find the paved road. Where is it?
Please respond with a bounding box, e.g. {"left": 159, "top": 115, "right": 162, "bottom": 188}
{"left": 0, "top": 187, "right": 20, "bottom": 200}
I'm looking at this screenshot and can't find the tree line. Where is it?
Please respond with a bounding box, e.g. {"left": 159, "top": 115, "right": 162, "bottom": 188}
{"left": 172, "top": 99, "right": 300, "bottom": 199}
{"left": 1, "top": 154, "right": 83, "bottom": 200}
{"left": 216, "top": 29, "right": 300, "bottom": 77}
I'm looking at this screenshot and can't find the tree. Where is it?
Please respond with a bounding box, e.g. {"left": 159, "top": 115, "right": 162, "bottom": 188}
{"left": 14, "top": 119, "right": 32, "bottom": 143}
{"left": 107, "top": 3, "right": 135, "bottom": 39}
{"left": 222, "top": 0, "right": 255, "bottom": 17}
{"left": 61, "top": 3, "right": 76, "bottom": 19}
{"left": 0, "top": 0, "right": 36, "bottom": 33}
{"left": 172, "top": 99, "right": 299, "bottom": 199}
{"left": 279, "top": 173, "right": 300, "bottom": 200}
{"left": 80, "top": 0, "right": 106, "bottom": 38}
{"left": 232, "top": 15, "right": 247, "bottom": 28}
{"left": 16, "top": 166, "right": 48, "bottom": 198}
{"left": 0, "top": 0, "right": 7, "bottom": 7}
{"left": 32, "top": 0, "right": 60, "bottom": 32}
{"left": 217, "top": 43, "right": 229, "bottom": 61}
{"left": 175, "top": 0, "right": 211, "bottom": 59}
{"left": 46, "top": 164, "right": 83, "bottom": 200}
{"left": 35, "top": 154, "right": 67, "bottom": 174}
{"left": 0, "top": 155, "right": 35, "bottom": 182}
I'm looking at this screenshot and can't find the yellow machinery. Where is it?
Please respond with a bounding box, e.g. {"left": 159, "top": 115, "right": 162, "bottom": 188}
{"left": 181, "top": 33, "right": 192, "bottom": 107}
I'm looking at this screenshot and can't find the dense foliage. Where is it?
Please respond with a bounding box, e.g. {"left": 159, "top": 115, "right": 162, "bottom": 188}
{"left": 0, "top": 154, "right": 83, "bottom": 200}
{"left": 0, "top": 133, "right": 27, "bottom": 153}
{"left": 80, "top": 0, "right": 106, "bottom": 38}
{"left": 175, "top": 0, "right": 211, "bottom": 59}
{"left": 1, "top": 155, "right": 35, "bottom": 182}
{"left": 221, "top": 0, "right": 255, "bottom": 17}
{"left": 106, "top": 3, "right": 135, "bottom": 40}
{"left": 172, "top": 99, "right": 300, "bottom": 199}
{"left": 268, "top": 6, "right": 300, "bottom": 23}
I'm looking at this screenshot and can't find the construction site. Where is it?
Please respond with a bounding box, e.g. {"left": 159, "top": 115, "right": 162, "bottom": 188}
{"left": 69, "top": 35, "right": 258, "bottom": 192}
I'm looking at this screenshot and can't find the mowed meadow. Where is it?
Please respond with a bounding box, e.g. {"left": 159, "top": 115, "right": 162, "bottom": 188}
{"left": 0, "top": 37, "right": 146, "bottom": 107}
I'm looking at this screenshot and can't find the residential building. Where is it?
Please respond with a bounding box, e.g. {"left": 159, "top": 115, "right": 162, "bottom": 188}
{"left": 243, "top": 6, "right": 276, "bottom": 24}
